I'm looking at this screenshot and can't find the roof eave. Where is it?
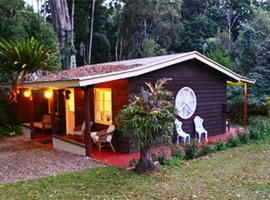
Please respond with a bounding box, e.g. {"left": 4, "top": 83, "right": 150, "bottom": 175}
{"left": 19, "top": 80, "right": 80, "bottom": 89}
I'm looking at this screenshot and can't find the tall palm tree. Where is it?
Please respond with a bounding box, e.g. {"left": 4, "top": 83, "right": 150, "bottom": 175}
{"left": 117, "top": 78, "right": 175, "bottom": 174}
{"left": 0, "top": 37, "right": 58, "bottom": 102}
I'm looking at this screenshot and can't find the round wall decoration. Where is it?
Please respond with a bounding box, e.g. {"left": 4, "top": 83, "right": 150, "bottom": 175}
{"left": 175, "top": 87, "right": 197, "bottom": 119}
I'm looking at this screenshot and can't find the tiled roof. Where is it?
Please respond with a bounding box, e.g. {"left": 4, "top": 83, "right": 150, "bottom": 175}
{"left": 28, "top": 53, "right": 188, "bottom": 83}
{"left": 21, "top": 51, "right": 255, "bottom": 88}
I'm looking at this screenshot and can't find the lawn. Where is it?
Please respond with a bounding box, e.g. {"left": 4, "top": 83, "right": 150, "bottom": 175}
{"left": 1, "top": 140, "right": 270, "bottom": 200}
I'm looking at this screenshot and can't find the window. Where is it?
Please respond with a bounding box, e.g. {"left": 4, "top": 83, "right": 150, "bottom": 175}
{"left": 175, "top": 87, "right": 197, "bottom": 119}
{"left": 94, "top": 88, "right": 112, "bottom": 125}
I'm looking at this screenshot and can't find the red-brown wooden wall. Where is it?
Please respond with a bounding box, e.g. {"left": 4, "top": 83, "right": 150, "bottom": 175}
{"left": 74, "top": 79, "right": 128, "bottom": 131}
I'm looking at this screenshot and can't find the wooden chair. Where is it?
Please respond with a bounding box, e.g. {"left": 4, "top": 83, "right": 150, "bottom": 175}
{"left": 91, "top": 125, "right": 116, "bottom": 152}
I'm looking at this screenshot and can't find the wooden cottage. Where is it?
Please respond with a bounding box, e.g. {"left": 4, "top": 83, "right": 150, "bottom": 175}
{"left": 17, "top": 51, "right": 254, "bottom": 156}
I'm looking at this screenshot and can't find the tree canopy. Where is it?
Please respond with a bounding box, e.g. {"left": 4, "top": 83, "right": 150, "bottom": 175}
{"left": 1, "top": 0, "right": 270, "bottom": 106}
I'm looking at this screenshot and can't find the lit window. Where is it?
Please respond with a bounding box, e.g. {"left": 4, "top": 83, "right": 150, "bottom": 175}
{"left": 94, "top": 88, "right": 112, "bottom": 125}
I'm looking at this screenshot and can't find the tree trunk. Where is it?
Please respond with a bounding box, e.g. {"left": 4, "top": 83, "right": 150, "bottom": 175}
{"left": 135, "top": 145, "right": 156, "bottom": 174}
{"left": 50, "top": 0, "right": 73, "bottom": 69}
{"left": 70, "top": 0, "right": 76, "bottom": 68}
{"left": 88, "top": 0, "right": 96, "bottom": 64}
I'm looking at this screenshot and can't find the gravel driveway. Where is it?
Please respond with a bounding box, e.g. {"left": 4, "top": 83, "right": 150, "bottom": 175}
{"left": 0, "top": 136, "right": 103, "bottom": 184}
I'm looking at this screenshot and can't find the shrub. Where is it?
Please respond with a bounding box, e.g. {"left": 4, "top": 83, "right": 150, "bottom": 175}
{"left": 247, "top": 127, "right": 261, "bottom": 140}
{"left": 166, "top": 157, "right": 182, "bottom": 166}
{"left": 226, "top": 135, "right": 240, "bottom": 148}
{"left": 213, "top": 139, "right": 226, "bottom": 151}
{"left": 248, "top": 117, "right": 270, "bottom": 139}
{"left": 197, "top": 143, "right": 214, "bottom": 157}
{"left": 184, "top": 140, "right": 199, "bottom": 160}
{"left": 237, "top": 130, "right": 250, "bottom": 144}
{"left": 0, "top": 126, "right": 11, "bottom": 138}
{"left": 152, "top": 150, "right": 168, "bottom": 165}
{"left": 170, "top": 145, "right": 184, "bottom": 159}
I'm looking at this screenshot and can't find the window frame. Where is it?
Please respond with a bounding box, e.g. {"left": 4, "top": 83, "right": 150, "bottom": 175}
{"left": 94, "top": 88, "right": 113, "bottom": 125}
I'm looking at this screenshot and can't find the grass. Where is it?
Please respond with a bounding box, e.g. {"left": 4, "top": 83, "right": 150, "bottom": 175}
{"left": 1, "top": 139, "right": 270, "bottom": 199}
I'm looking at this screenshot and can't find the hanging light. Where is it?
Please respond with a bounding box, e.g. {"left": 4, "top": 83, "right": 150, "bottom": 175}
{"left": 23, "top": 90, "right": 32, "bottom": 98}
{"left": 44, "top": 89, "right": 53, "bottom": 99}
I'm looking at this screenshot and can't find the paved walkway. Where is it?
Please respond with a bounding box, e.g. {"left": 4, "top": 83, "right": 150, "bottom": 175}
{"left": 0, "top": 136, "right": 103, "bottom": 184}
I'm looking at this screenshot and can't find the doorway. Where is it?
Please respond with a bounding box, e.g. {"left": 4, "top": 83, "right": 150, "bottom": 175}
{"left": 65, "top": 88, "right": 75, "bottom": 134}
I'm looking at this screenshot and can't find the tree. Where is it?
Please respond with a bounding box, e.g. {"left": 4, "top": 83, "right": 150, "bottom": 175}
{"left": 68, "top": 0, "right": 116, "bottom": 65}
{"left": 88, "top": 0, "right": 96, "bottom": 64}
{"left": 50, "top": 0, "right": 76, "bottom": 69}
{"left": 207, "top": 49, "right": 235, "bottom": 70}
{"left": 117, "top": 78, "right": 175, "bottom": 174}
{"left": 222, "top": 0, "right": 253, "bottom": 48}
{"left": 115, "top": 0, "right": 182, "bottom": 60}
{"left": 139, "top": 38, "right": 157, "bottom": 58}
{"left": 175, "top": 15, "right": 218, "bottom": 52}
{"left": 0, "top": 0, "right": 58, "bottom": 50}
{"left": 0, "top": 38, "right": 59, "bottom": 102}
{"left": 233, "top": 9, "right": 270, "bottom": 104}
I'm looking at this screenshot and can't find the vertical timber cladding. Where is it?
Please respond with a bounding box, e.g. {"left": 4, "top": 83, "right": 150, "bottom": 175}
{"left": 94, "top": 79, "right": 129, "bottom": 152}
{"left": 16, "top": 90, "right": 48, "bottom": 123}
{"left": 94, "top": 79, "right": 128, "bottom": 124}
{"left": 74, "top": 79, "right": 129, "bottom": 130}
{"left": 128, "top": 60, "right": 227, "bottom": 137}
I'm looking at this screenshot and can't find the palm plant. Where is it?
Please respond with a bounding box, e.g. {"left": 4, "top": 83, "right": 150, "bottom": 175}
{"left": 117, "top": 78, "right": 175, "bottom": 174}
{"left": 0, "top": 37, "right": 58, "bottom": 102}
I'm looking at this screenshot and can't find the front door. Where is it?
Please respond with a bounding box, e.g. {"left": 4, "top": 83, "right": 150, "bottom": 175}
{"left": 65, "top": 88, "right": 75, "bottom": 134}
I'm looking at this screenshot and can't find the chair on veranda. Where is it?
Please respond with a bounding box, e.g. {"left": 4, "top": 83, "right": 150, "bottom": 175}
{"left": 194, "top": 116, "right": 208, "bottom": 142}
{"left": 90, "top": 125, "right": 116, "bottom": 152}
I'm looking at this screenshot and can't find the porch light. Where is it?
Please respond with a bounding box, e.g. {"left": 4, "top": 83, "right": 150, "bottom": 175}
{"left": 23, "top": 90, "right": 32, "bottom": 98}
{"left": 44, "top": 90, "right": 53, "bottom": 99}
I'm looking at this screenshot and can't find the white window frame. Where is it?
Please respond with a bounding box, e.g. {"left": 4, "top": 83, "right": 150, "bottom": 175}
{"left": 94, "top": 88, "right": 113, "bottom": 125}
{"left": 175, "top": 87, "right": 197, "bottom": 119}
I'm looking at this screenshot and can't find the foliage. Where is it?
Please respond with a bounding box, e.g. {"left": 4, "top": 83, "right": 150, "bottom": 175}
{"left": 175, "top": 15, "right": 218, "bottom": 52}
{"left": 237, "top": 130, "right": 250, "bottom": 144}
{"left": 197, "top": 143, "right": 214, "bottom": 157}
{"left": 117, "top": 78, "right": 175, "bottom": 173}
{"left": 152, "top": 150, "right": 168, "bottom": 165}
{"left": 69, "top": 0, "right": 116, "bottom": 65}
{"left": 0, "top": 97, "right": 20, "bottom": 137}
{"left": 213, "top": 139, "right": 226, "bottom": 151}
{"left": 165, "top": 157, "right": 182, "bottom": 166}
{"left": 0, "top": 0, "right": 58, "bottom": 50}
{"left": 206, "top": 49, "right": 235, "bottom": 70}
{"left": 226, "top": 135, "right": 240, "bottom": 148}
{"left": 170, "top": 145, "right": 184, "bottom": 159}
{"left": 233, "top": 9, "right": 270, "bottom": 105}
{"left": 139, "top": 38, "right": 157, "bottom": 58}
{"left": 184, "top": 140, "right": 199, "bottom": 160}
{"left": 117, "top": 78, "right": 175, "bottom": 148}
{"left": 0, "top": 38, "right": 59, "bottom": 101}
{"left": 264, "top": 96, "right": 270, "bottom": 116}
{"left": 115, "top": 0, "right": 182, "bottom": 59}
{"left": 246, "top": 116, "right": 270, "bottom": 140}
